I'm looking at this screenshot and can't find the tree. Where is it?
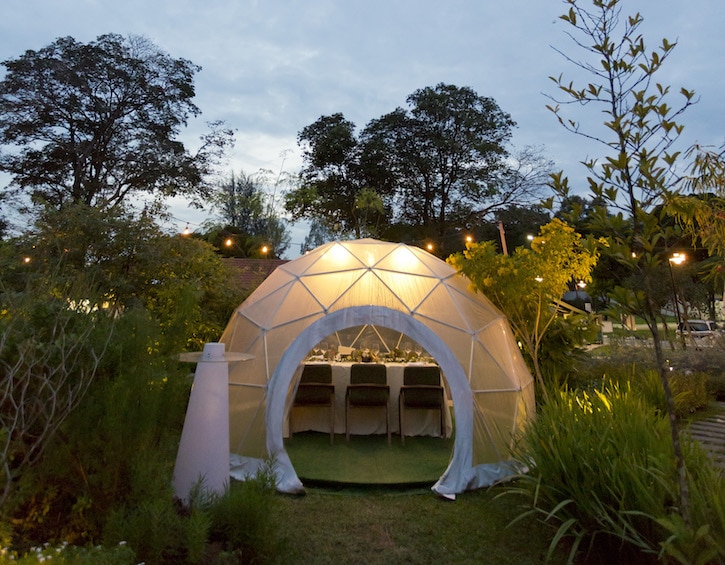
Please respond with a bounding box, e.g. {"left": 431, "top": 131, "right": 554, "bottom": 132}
{"left": 288, "top": 85, "right": 549, "bottom": 247}
{"left": 449, "top": 219, "right": 599, "bottom": 400}
{"left": 547, "top": 0, "right": 697, "bottom": 524}
{"left": 0, "top": 34, "right": 233, "bottom": 215}
{"left": 362, "top": 83, "right": 517, "bottom": 238}
{"left": 286, "top": 113, "right": 391, "bottom": 238}
{"left": 670, "top": 143, "right": 725, "bottom": 287}
{"left": 207, "top": 169, "right": 291, "bottom": 257}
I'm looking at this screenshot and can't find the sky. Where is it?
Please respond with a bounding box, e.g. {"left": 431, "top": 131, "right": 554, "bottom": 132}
{"left": 1, "top": 0, "right": 723, "bottom": 257}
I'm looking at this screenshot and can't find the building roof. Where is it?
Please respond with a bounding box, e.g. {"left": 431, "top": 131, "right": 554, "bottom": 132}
{"left": 223, "top": 258, "right": 288, "bottom": 290}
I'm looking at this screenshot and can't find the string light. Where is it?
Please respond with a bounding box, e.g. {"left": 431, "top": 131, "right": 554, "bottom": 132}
{"left": 182, "top": 224, "right": 191, "bottom": 236}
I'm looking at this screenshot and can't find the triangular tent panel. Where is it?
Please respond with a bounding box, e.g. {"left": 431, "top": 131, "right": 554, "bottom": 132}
{"left": 220, "top": 239, "right": 535, "bottom": 496}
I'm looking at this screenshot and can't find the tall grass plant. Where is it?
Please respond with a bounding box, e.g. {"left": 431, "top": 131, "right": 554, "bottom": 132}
{"left": 505, "top": 380, "right": 725, "bottom": 563}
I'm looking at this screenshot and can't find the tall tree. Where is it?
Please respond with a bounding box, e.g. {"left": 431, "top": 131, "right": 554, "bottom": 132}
{"left": 206, "top": 169, "right": 291, "bottom": 258}
{"left": 363, "top": 83, "right": 516, "bottom": 238}
{"left": 547, "top": 0, "right": 697, "bottom": 524}
{"left": 286, "top": 113, "right": 391, "bottom": 238}
{"left": 288, "top": 85, "right": 547, "bottom": 247}
{"left": 0, "top": 34, "right": 233, "bottom": 214}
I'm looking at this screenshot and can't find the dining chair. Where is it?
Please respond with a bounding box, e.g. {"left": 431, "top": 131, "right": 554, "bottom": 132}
{"left": 398, "top": 365, "right": 445, "bottom": 445}
{"left": 345, "top": 363, "right": 390, "bottom": 446}
{"left": 292, "top": 363, "right": 335, "bottom": 445}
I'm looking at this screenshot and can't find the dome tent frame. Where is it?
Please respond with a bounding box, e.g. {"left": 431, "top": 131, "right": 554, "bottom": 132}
{"left": 220, "top": 239, "right": 535, "bottom": 497}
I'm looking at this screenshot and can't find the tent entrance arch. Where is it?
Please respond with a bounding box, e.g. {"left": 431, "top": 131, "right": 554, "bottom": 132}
{"left": 265, "top": 306, "right": 471, "bottom": 494}
{"left": 221, "top": 238, "right": 535, "bottom": 498}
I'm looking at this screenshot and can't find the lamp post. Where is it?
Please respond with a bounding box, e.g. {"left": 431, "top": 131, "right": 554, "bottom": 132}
{"left": 667, "top": 252, "right": 686, "bottom": 327}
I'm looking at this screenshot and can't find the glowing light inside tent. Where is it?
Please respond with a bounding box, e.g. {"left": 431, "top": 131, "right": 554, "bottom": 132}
{"left": 389, "top": 246, "right": 419, "bottom": 273}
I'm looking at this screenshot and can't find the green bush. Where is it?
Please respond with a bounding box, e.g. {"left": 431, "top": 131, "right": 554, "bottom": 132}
{"left": 103, "top": 495, "right": 209, "bottom": 565}
{"left": 202, "top": 470, "right": 280, "bottom": 564}
{"left": 505, "top": 382, "right": 725, "bottom": 563}
{"left": 630, "top": 369, "right": 710, "bottom": 418}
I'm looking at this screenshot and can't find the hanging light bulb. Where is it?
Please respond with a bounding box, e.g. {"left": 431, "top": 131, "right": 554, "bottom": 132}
{"left": 183, "top": 224, "right": 191, "bottom": 236}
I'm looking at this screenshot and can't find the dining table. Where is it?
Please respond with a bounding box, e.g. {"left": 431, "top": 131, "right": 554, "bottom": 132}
{"left": 285, "top": 361, "right": 453, "bottom": 438}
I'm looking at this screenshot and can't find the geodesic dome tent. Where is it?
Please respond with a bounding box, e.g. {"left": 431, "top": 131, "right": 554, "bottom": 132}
{"left": 220, "top": 238, "right": 535, "bottom": 497}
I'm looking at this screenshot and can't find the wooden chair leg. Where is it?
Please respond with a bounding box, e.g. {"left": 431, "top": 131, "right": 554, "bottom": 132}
{"left": 345, "top": 400, "right": 350, "bottom": 443}
{"left": 400, "top": 407, "right": 405, "bottom": 446}
{"left": 329, "top": 397, "right": 335, "bottom": 446}
{"left": 386, "top": 404, "right": 391, "bottom": 446}
{"left": 440, "top": 402, "right": 445, "bottom": 439}
{"left": 398, "top": 394, "right": 403, "bottom": 446}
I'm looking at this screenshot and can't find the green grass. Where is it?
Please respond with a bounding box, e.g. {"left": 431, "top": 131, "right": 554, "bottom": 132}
{"left": 285, "top": 432, "right": 453, "bottom": 486}
{"left": 270, "top": 486, "right": 568, "bottom": 565}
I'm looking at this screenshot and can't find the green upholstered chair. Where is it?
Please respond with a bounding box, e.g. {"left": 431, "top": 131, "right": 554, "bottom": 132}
{"left": 292, "top": 363, "right": 335, "bottom": 445}
{"left": 398, "top": 365, "right": 445, "bottom": 445}
{"left": 345, "top": 363, "right": 390, "bottom": 446}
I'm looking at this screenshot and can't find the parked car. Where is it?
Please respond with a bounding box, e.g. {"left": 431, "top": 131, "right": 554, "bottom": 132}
{"left": 676, "top": 319, "right": 719, "bottom": 340}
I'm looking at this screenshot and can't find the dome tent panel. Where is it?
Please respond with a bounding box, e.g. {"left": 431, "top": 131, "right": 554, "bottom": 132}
{"left": 373, "top": 268, "right": 442, "bottom": 314}
{"left": 439, "top": 278, "right": 505, "bottom": 331}
{"left": 373, "top": 243, "right": 442, "bottom": 278}
{"left": 229, "top": 385, "right": 267, "bottom": 458}
{"left": 474, "top": 320, "right": 532, "bottom": 388}
{"left": 471, "top": 390, "right": 524, "bottom": 466}
{"left": 295, "top": 269, "right": 366, "bottom": 311}
{"left": 292, "top": 240, "right": 367, "bottom": 275}
{"left": 219, "top": 239, "right": 534, "bottom": 496}
{"left": 236, "top": 276, "right": 318, "bottom": 329}
{"left": 467, "top": 340, "right": 523, "bottom": 391}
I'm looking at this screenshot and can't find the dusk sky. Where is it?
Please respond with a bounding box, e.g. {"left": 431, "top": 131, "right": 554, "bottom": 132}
{"left": 2, "top": 1, "right": 723, "bottom": 256}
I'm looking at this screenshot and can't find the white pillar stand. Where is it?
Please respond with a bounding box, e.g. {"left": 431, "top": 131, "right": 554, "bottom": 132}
{"left": 173, "top": 342, "right": 253, "bottom": 503}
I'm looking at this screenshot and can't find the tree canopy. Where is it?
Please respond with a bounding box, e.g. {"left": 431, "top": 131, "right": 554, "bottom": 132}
{"left": 286, "top": 84, "right": 550, "bottom": 249}
{"left": 202, "top": 169, "right": 291, "bottom": 258}
{"left": 0, "top": 34, "right": 233, "bottom": 215}
{"left": 449, "top": 218, "right": 600, "bottom": 397}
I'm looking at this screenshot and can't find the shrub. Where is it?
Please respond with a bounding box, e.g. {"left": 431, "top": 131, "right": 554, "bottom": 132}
{"left": 202, "top": 469, "right": 280, "bottom": 564}
{"left": 505, "top": 381, "right": 725, "bottom": 563}
{"left": 103, "top": 495, "right": 209, "bottom": 565}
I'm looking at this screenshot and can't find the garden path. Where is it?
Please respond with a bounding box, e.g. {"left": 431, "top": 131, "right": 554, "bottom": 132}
{"left": 688, "top": 401, "right": 725, "bottom": 471}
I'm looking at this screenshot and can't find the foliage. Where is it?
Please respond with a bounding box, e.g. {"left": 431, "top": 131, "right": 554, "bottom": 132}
{"left": 205, "top": 169, "right": 291, "bottom": 258}
{"left": 362, "top": 83, "right": 516, "bottom": 235}
{"left": 202, "top": 471, "right": 280, "bottom": 564}
{"left": 287, "top": 84, "right": 549, "bottom": 247}
{"left": 286, "top": 112, "right": 392, "bottom": 238}
{"left": 4, "top": 205, "right": 245, "bottom": 351}
{"left": 504, "top": 382, "right": 725, "bottom": 564}
{"left": 0, "top": 541, "right": 135, "bottom": 564}
{"left": 0, "top": 272, "right": 114, "bottom": 510}
{"left": 5, "top": 307, "right": 190, "bottom": 548}
{"left": 669, "top": 146, "right": 725, "bottom": 285}
{"left": 0, "top": 34, "right": 233, "bottom": 216}
{"left": 103, "top": 494, "right": 210, "bottom": 565}
{"left": 448, "top": 218, "right": 600, "bottom": 397}
{"left": 547, "top": 0, "right": 700, "bottom": 525}
{"left": 1, "top": 208, "right": 246, "bottom": 550}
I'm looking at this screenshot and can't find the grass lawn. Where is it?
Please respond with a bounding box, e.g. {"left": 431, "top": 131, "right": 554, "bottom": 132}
{"left": 270, "top": 486, "right": 569, "bottom": 564}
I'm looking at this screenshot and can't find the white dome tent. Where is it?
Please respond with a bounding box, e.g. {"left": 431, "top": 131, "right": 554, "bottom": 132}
{"left": 220, "top": 238, "right": 535, "bottom": 497}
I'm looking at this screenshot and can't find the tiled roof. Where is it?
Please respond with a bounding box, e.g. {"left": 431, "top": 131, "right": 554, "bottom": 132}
{"left": 223, "top": 258, "right": 288, "bottom": 290}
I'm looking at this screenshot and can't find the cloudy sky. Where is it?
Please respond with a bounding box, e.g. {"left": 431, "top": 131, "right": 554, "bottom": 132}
{"left": 2, "top": 0, "right": 723, "bottom": 256}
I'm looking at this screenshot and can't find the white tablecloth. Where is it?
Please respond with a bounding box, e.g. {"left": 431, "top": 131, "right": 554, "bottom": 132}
{"left": 287, "top": 362, "right": 452, "bottom": 438}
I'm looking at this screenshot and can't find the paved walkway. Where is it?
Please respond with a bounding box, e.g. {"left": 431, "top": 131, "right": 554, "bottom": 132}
{"left": 688, "top": 401, "right": 725, "bottom": 471}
